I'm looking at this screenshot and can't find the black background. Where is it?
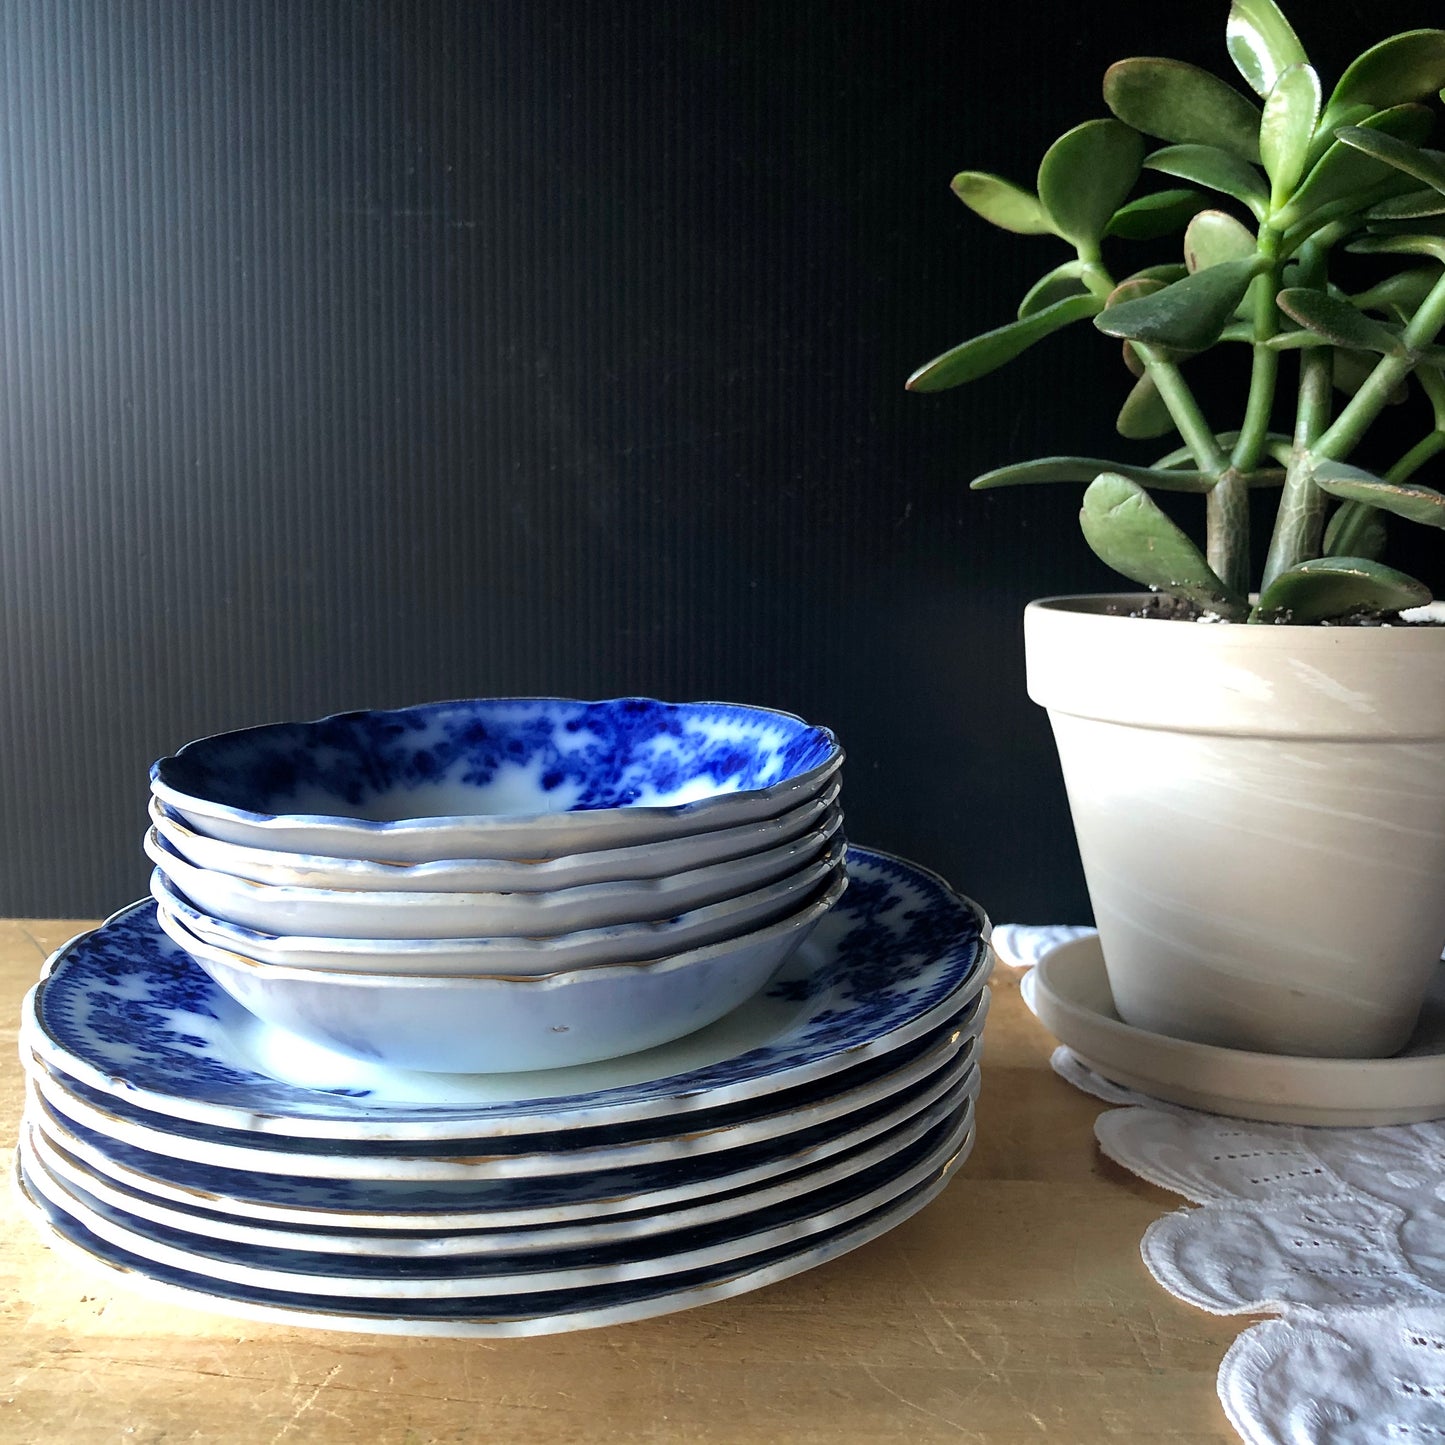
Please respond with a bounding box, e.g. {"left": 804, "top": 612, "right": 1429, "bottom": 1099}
{"left": 3, "top": 0, "right": 1443, "bottom": 919}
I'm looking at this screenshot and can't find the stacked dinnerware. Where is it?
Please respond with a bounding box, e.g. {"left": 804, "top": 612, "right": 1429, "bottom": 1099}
{"left": 16, "top": 698, "right": 994, "bottom": 1336}
{"left": 143, "top": 697, "right": 849, "bottom": 1072}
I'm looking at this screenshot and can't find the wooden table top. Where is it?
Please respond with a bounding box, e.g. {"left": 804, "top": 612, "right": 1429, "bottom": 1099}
{"left": 0, "top": 918, "right": 1252, "bottom": 1443}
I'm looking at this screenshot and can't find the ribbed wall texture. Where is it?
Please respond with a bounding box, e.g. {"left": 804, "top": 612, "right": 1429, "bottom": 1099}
{"left": 3, "top": 1, "right": 1443, "bottom": 918}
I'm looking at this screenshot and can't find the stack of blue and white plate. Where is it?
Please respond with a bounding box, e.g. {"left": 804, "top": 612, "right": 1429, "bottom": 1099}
{"left": 15, "top": 697, "right": 992, "bottom": 1336}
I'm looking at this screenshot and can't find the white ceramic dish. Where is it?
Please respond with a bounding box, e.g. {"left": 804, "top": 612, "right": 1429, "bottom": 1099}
{"left": 148, "top": 783, "right": 842, "bottom": 892}
{"left": 23, "top": 1069, "right": 974, "bottom": 1257}
{"left": 144, "top": 810, "right": 845, "bottom": 940}
{"left": 151, "top": 850, "right": 843, "bottom": 976}
{"left": 27, "top": 1019, "right": 976, "bottom": 1180}
{"left": 18, "top": 1102, "right": 970, "bottom": 1300}
{"left": 154, "top": 867, "right": 848, "bottom": 1072}
{"left": 1030, "top": 933, "right": 1445, "bottom": 1126}
{"left": 150, "top": 697, "right": 843, "bottom": 862}
{"left": 14, "top": 1128, "right": 970, "bottom": 1337}
{"left": 28, "top": 1055, "right": 980, "bottom": 1231}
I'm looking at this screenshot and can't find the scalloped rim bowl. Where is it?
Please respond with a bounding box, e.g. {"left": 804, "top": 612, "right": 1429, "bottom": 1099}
{"left": 147, "top": 782, "right": 843, "bottom": 892}
{"left": 150, "top": 849, "right": 847, "bottom": 976}
{"left": 152, "top": 869, "right": 850, "bottom": 1072}
{"left": 144, "top": 810, "right": 844, "bottom": 940}
{"left": 150, "top": 697, "right": 843, "bottom": 863}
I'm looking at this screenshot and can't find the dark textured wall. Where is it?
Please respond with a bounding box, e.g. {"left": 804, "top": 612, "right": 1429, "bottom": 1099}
{"left": 3, "top": 1, "right": 1442, "bottom": 920}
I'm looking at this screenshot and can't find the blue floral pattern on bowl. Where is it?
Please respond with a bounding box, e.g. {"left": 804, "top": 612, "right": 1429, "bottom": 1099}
{"left": 150, "top": 697, "right": 843, "bottom": 860}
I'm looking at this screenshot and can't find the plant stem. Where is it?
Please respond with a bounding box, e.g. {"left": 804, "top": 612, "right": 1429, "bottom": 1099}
{"left": 1261, "top": 345, "right": 1333, "bottom": 587}
{"left": 1261, "top": 242, "right": 1332, "bottom": 589}
{"left": 1129, "top": 349, "right": 1246, "bottom": 592}
{"left": 1263, "top": 269, "right": 1445, "bottom": 586}
{"left": 1136, "top": 350, "right": 1228, "bottom": 473}
{"left": 1231, "top": 228, "right": 1282, "bottom": 476}
{"left": 1314, "top": 271, "right": 1445, "bottom": 462}
{"left": 1211, "top": 228, "right": 1285, "bottom": 599}
{"left": 1386, "top": 431, "right": 1445, "bottom": 484}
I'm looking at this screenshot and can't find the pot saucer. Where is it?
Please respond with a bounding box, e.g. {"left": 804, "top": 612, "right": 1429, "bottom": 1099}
{"left": 1031, "top": 935, "right": 1445, "bottom": 1127}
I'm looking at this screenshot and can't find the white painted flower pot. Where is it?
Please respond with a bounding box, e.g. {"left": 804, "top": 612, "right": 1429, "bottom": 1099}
{"left": 1025, "top": 594, "right": 1445, "bottom": 1058}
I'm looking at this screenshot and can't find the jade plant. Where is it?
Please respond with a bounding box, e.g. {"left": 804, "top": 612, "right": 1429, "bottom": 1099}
{"left": 907, "top": 0, "right": 1445, "bottom": 622}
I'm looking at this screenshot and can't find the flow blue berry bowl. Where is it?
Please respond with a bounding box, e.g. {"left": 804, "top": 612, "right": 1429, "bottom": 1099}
{"left": 150, "top": 697, "right": 843, "bottom": 863}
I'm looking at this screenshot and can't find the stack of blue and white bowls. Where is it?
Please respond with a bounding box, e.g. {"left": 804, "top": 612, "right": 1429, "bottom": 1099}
{"left": 16, "top": 697, "right": 993, "bottom": 1336}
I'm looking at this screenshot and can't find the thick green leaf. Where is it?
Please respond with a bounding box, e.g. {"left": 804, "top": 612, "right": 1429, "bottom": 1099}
{"left": 1365, "top": 186, "right": 1445, "bottom": 221}
{"left": 1275, "top": 288, "right": 1407, "bottom": 354}
{"left": 1094, "top": 257, "right": 1266, "bottom": 349}
{"left": 1273, "top": 104, "right": 1435, "bottom": 230}
{"left": 1304, "top": 101, "right": 1374, "bottom": 170}
{"left": 1227, "top": 0, "right": 1308, "bottom": 99}
{"left": 1349, "top": 232, "right": 1445, "bottom": 262}
{"left": 1184, "top": 210, "right": 1256, "bottom": 271}
{"left": 1079, "top": 474, "right": 1247, "bottom": 617}
{"left": 1017, "top": 261, "right": 1091, "bottom": 318}
{"left": 1323, "top": 503, "right": 1388, "bottom": 560}
{"left": 1335, "top": 127, "right": 1445, "bottom": 197}
{"left": 1116, "top": 373, "right": 1176, "bottom": 440}
{"left": 1105, "top": 188, "right": 1204, "bottom": 240}
{"left": 1103, "top": 58, "right": 1262, "bottom": 163}
{"left": 1261, "top": 64, "right": 1321, "bottom": 204}
{"left": 905, "top": 294, "right": 1103, "bottom": 392}
{"left": 950, "top": 172, "right": 1056, "bottom": 235}
{"left": 1037, "top": 120, "right": 1146, "bottom": 250}
{"left": 1327, "top": 30, "right": 1445, "bottom": 115}
{"left": 970, "top": 456, "right": 1213, "bottom": 493}
{"left": 1104, "top": 278, "right": 1165, "bottom": 372}
{"left": 1126, "top": 263, "right": 1190, "bottom": 286}
{"left": 1251, "top": 557, "right": 1430, "bottom": 622}
{"left": 1313, "top": 461, "right": 1445, "bottom": 528}
{"left": 1144, "top": 144, "right": 1269, "bottom": 218}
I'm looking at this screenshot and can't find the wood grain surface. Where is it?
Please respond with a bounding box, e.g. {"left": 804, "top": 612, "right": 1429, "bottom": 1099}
{"left": 0, "top": 919, "right": 1252, "bottom": 1443}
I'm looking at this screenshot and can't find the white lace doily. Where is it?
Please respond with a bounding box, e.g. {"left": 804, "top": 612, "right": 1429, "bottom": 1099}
{"left": 1009, "top": 925, "right": 1445, "bottom": 1445}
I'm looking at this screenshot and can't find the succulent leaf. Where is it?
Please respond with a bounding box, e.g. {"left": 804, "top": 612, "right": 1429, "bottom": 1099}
{"left": 970, "top": 456, "right": 1213, "bottom": 492}
{"left": 1037, "top": 120, "right": 1146, "bottom": 250}
{"left": 1105, "top": 188, "right": 1205, "bottom": 240}
{"left": 950, "top": 172, "right": 1057, "bottom": 235}
{"left": 1272, "top": 104, "right": 1435, "bottom": 230}
{"left": 1323, "top": 503, "right": 1388, "bottom": 560}
{"left": 1312, "top": 461, "right": 1445, "bottom": 528}
{"left": 1227, "top": 0, "right": 1309, "bottom": 99}
{"left": 1144, "top": 144, "right": 1269, "bottom": 217}
{"left": 1334, "top": 127, "right": 1445, "bottom": 196}
{"left": 1102, "top": 58, "right": 1263, "bottom": 163}
{"left": 1326, "top": 30, "right": 1445, "bottom": 115}
{"left": 1275, "top": 288, "right": 1407, "bottom": 354}
{"left": 1079, "top": 474, "right": 1248, "bottom": 617}
{"left": 1126, "top": 263, "right": 1191, "bottom": 285}
{"left": 1349, "top": 232, "right": 1445, "bottom": 262}
{"left": 1261, "top": 64, "right": 1322, "bottom": 205}
{"left": 1094, "top": 257, "right": 1266, "bottom": 349}
{"left": 1364, "top": 186, "right": 1445, "bottom": 221}
{"left": 1116, "top": 373, "right": 1177, "bottom": 439}
{"left": 1017, "top": 261, "right": 1091, "bottom": 318}
{"left": 1184, "top": 210, "right": 1257, "bottom": 271}
{"left": 905, "top": 294, "right": 1103, "bottom": 392}
{"left": 1250, "top": 557, "right": 1431, "bottom": 622}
